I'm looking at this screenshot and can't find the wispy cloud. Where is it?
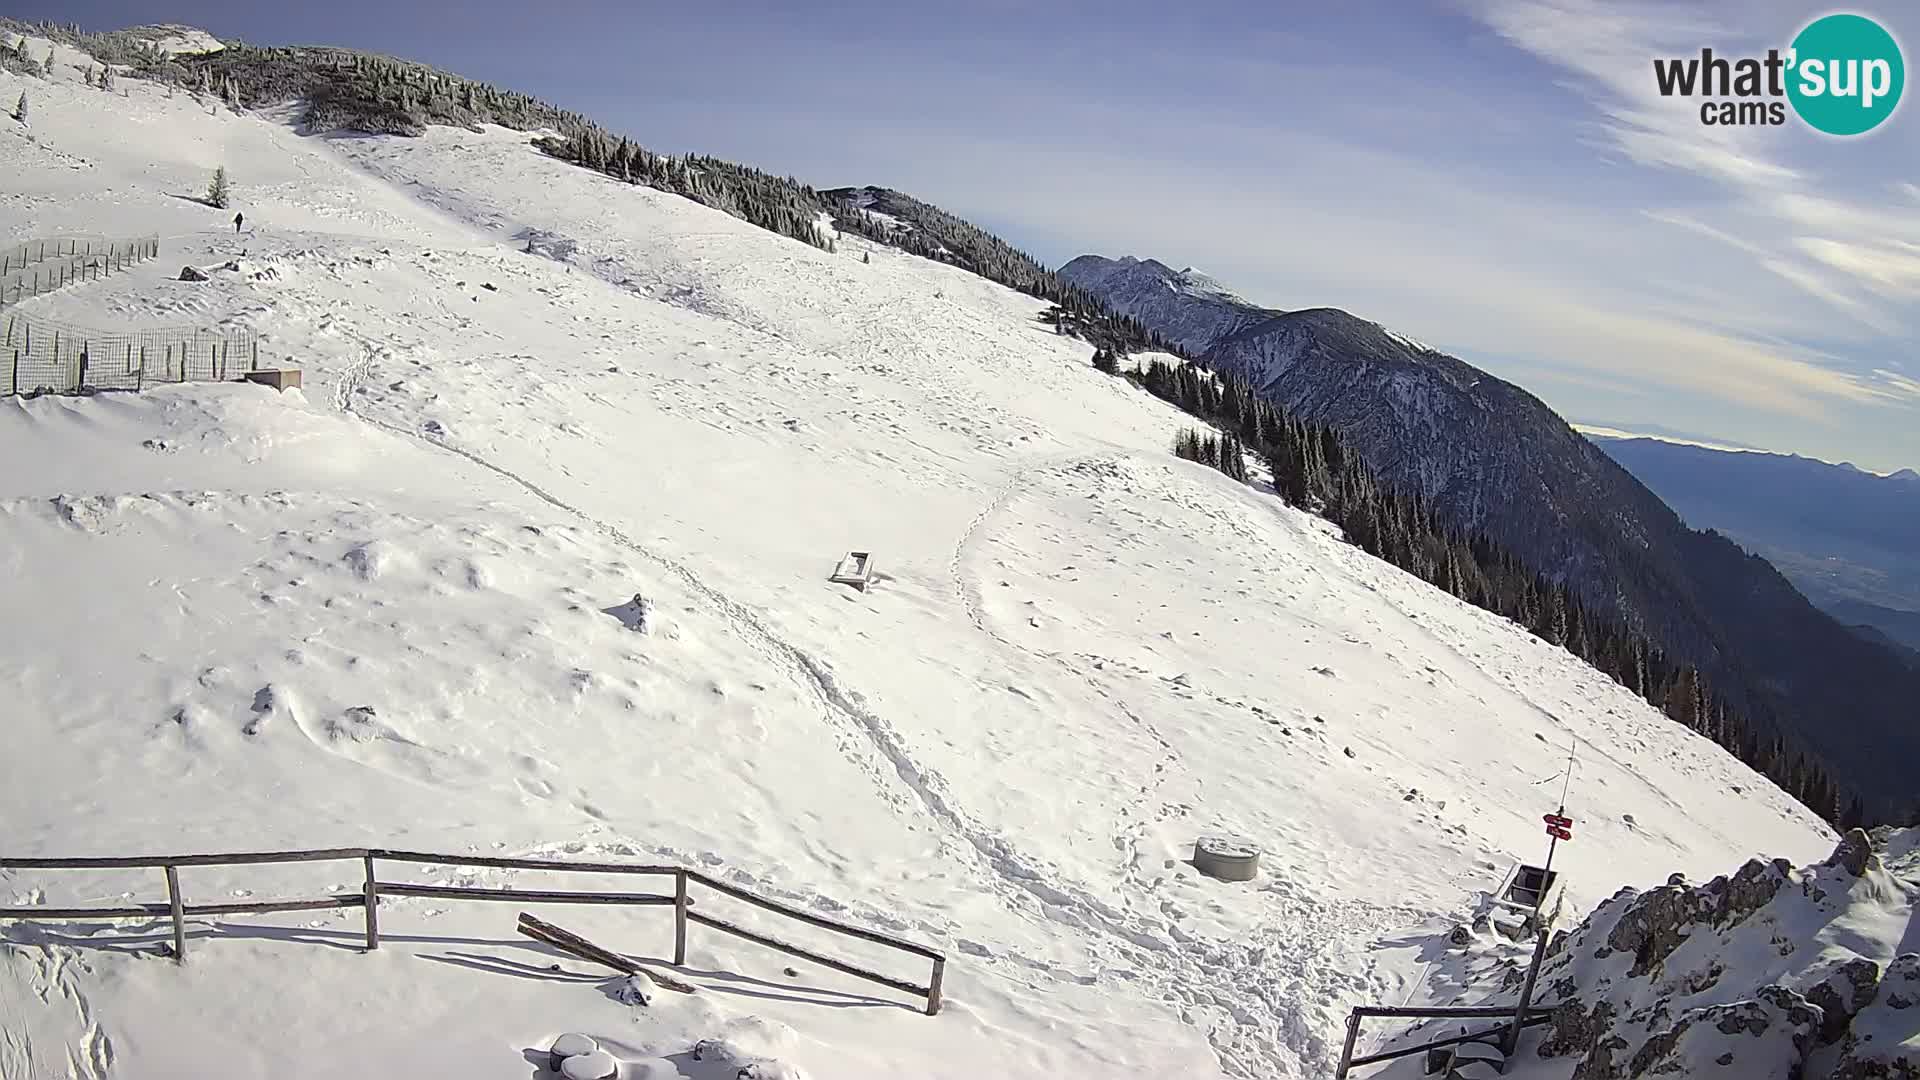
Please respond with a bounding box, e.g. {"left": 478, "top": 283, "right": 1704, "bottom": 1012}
{"left": 1471, "top": 0, "right": 1920, "bottom": 416}
{"left": 1873, "top": 368, "right": 1920, "bottom": 400}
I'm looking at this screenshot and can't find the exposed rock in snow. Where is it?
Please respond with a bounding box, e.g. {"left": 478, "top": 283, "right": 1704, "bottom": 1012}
{"left": 1381, "top": 828, "right": 1918, "bottom": 1079}
{"left": 611, "top": 971, "right": 653, "bottom": 1007}
{"left": 126, "top": 24, "right": 226, "bottom": 57}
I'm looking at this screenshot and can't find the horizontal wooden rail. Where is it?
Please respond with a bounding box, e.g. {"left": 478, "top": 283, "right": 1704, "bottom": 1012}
{"left": 687, "top": 909, "right": 929, "bottom": 999}
{"left": 0, "top": 903, "right": 172, "bottom": 920}
{"left": 0, "top": 848, "right": 367, "bottom": 869}
{"left": 0, "top": 896, "right": 364, "bottom": 921}
{"left": 686, "top": 869, "right": 943, "bottom": 961}
{"left": 371, "top": 849, "right": 677, "bottom": 876}
{"left": 377, "top": 883, "right": 677, "bottom": 906}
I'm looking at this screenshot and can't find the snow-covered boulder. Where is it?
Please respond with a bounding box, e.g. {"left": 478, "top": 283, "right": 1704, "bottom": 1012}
{"left": 610, "top": 971, "right": 653, "bottom": 1007}
{"left": 559, "top": 1048, "right": 617, "bottom": 1080}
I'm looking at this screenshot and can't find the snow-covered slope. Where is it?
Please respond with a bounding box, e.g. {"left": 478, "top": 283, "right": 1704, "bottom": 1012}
{"left": 0, "top": 32, "right": 1836, "bottom": 1079}
{"left": 1058, "top": 255, "right": 1920, "bottom": 818}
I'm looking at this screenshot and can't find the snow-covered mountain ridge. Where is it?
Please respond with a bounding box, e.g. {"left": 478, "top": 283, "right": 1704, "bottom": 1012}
{"left": 1058, "top": 253, "right": 1920, "bottom": 820}
{"left": 0, "top": 25, "right": 1854, "bottom": 1080}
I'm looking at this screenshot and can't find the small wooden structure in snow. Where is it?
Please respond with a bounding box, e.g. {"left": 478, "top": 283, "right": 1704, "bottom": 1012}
{"left": 830, "top": 551, "right": 874, "bottom": 592}
{"left": 1489, "top": 861, "right": 1565, "bottom": 938}
{"left": 1193, "top": 835, "right": 1261, "bottom": 881}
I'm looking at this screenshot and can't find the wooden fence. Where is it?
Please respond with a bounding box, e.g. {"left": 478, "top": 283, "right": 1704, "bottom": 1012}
{"left": 0, "top": 235, "right": 160, "bottom": 307}
{"left": 0, "top": 847, "right": 947, "bottom": 1015}
{"left": 3, "top": 311, "right": 263, "bottom": 396}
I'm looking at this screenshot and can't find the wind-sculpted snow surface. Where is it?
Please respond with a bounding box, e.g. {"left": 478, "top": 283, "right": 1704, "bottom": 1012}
{"left": 0, "top": 30, "right": 1838, "bottom": 1079}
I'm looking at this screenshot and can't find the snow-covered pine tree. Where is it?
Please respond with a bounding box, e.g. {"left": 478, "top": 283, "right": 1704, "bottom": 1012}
{"left": 208, "top": 165, "right": 230, "bottom": 209}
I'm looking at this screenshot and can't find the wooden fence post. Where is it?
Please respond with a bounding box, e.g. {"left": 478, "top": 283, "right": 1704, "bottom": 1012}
{"left": 926, "top": 957, "right": 945, "bottom": 1016}
{"left": 673, "top": 870, "right": 688, "bottom": 966}
{"left": 164, "top": 865, "right": 186, "bottom": 963}
{"left": 362, "top": 854, "right": 379, "bottom": 950}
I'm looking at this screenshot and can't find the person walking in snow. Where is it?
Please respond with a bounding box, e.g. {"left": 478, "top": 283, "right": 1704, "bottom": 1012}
{"left": 233, "top": 211, "right": 244, "bottom": 235}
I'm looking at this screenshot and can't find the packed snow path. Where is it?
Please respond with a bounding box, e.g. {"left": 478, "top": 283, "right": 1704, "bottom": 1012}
{"left": 0, "top": 36, "right": 1834, "bottom": 1079}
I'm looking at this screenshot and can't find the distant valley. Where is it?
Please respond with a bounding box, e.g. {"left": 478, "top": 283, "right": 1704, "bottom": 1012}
{"left": 1585, "top": 433, "right": 1920, "bottom": 656}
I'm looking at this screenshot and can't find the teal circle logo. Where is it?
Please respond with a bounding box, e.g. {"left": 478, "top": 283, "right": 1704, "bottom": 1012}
{"left": 1787, "top": 14, "right": 1904, "bottom": 135}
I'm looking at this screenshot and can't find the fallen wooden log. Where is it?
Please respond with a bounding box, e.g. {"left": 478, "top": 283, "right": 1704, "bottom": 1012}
{"left": 516, "top": 912, "right": 697, "bottom": 994}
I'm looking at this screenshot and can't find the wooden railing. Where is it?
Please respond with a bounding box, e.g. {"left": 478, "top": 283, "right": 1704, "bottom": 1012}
{"left": 1333, "top": 1004, "right": 1554, "bottom": 1077}
{"left": 0, "top": 847, "right": 946, "bottom": 1015}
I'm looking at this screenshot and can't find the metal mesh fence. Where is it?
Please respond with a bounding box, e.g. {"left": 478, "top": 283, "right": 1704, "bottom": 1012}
{"left": 0, "top": 235, "right": 162, "bottom": 307}
{"left": 2, "top": 312, "right": 263, "bottom": 396}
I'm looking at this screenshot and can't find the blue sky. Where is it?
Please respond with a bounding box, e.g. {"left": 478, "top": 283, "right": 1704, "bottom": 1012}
{"left": 26, "top": 0, "right": 1920, "bottom": 471}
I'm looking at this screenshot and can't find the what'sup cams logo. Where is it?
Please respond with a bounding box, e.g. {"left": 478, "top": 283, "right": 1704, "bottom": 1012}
{"left": 1653, "top": 12, "right": 1904, "bottom": 135}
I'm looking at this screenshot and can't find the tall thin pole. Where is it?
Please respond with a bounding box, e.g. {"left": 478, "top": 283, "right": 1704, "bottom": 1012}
{"left": 1533, "top": 741, "right": 1575, "bottom": 922}
{"left": 1505, "top": 740, "right": 1577, "bottom": 1055}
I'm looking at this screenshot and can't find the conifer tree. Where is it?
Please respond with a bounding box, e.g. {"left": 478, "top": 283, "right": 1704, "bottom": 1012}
{"left": 13, "top": 91, "right": 25, "bottom": 123}
{"left": 208, "top": 165, "right": 231, "bottom": 209}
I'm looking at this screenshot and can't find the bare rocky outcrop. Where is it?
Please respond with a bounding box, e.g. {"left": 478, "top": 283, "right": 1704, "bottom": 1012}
{"left": 1827, "top": 828, "right": 1882, "bottom": 878}
{"left": 1620, "top": 986, "right": 1819, "bottom": 1079}
{"left": 1808, "top": 959, "right": 1885, "bottom": 1046}
{"left": 1421, "top": 828, "right": 1920, "bottom": 1079}
{"left": 1830, "top": 955, "right": 1920, "bottom": 1080}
